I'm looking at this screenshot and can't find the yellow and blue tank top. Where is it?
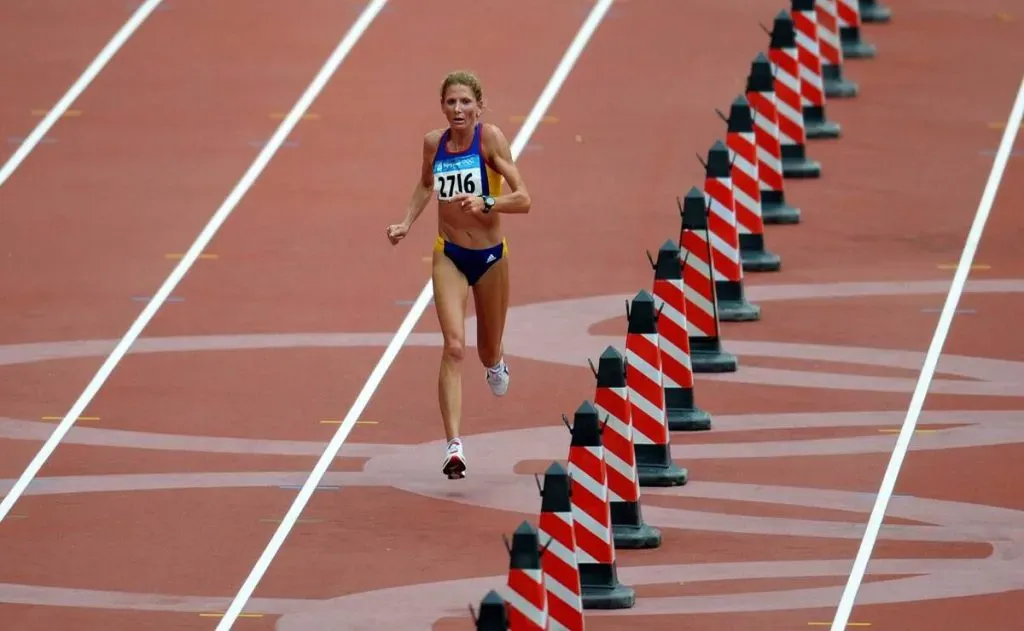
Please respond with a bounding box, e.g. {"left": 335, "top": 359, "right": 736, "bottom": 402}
{"left": 432, "top": 123, "right": 503, "bottom": 202}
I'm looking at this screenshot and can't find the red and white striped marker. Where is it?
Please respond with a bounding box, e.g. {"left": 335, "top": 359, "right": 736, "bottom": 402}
{"left": 790, "top": 0, "right": 841, "bottom": 139}
{"left": 815, "top": 0, "right": 858, "bottom": 98}
{"left": 701, "top": 140, "right": 760, "bottom": 321}
{"left": 590, "top": 346, "right": 662, "bottom": 548}
{"left": 722, "top": 95, "right": 782, "bottom": 273}
{"left": 624, "top": 290, "right": 689, "bottom": 487}
{"left": 676, "top": 187, "right": 738, "bottom": 374}
{"left": 504, "top": 520, "right": 548, "bottom": 631}
{"left": 744, "top": 52, "right": 802, "bottom": 224}
{"left": 766, "top": 10, "right": 822, "bottom": 179}
{"left": 648, "top": 240, "right": 712, "bottom": 431}
{"left": 536, "top": 462, "right": 585, "bottom": 631}
{"left": 837, "top": 0, "right": 877, "bottom": 59}
{"left": 565, "top": 401, "right": 635, "bottom": 610}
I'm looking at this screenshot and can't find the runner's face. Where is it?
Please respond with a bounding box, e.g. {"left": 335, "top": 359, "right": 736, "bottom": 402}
{"left": 442, "top": 84, "right": 480, "bottom": 130}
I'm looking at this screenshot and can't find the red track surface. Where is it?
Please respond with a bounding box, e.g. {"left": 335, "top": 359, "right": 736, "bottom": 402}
{"left": 1, "top": 0, "right": 1022, "bottom": 629}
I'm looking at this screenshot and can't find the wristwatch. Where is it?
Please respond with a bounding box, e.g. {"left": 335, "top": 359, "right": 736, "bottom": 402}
{"left": 481, "top": 195, "right": 495, "bottom": 213}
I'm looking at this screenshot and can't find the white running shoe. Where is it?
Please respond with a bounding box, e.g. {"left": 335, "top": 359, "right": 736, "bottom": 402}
{"left": 442, "top": 439, "right": 467, "bottom": 479}
{"left": 485, "top": 359, "right": 510, "bottom": 396}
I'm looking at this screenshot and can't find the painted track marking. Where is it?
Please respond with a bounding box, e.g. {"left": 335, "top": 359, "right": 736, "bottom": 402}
{"left": 211, "top": 0, "right": 617, "bottom": 627}
{"left": 41, "top": 416, "right": 100, "bottom": 423}
{"left": 30, "top": 108, "right": 83, "bottom": 118}
{"left": 0, "top": 1, "right": 388, "bottom": 523}
{"left": 936, "top": 263, "right": 989, "bottom": 270}
{"left": 829, "top": 74, "right": 1024, "bottom": 631}
{"left": 165, "top": 252, "right": 219, "bottom": 260}
{"left": 269, "top": 112, "right": 320, "bottom": 121}
{"left": 0, "top": 0, "right": 165, "bottom": 188}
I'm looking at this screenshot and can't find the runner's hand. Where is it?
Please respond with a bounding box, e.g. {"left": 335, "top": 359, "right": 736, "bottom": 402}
{"left": 452, "top": 194, "right": 484, "bottom": 216}
{"left": 386, "top": 222, "right": 409, "bottom": 245}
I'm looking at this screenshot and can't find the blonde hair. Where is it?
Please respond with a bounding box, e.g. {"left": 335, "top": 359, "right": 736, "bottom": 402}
{"left": 440, "top": 70, "right": 484, "bottom": 104}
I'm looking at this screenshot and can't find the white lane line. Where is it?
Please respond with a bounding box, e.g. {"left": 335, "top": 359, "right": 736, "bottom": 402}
{"left": 829, "top": 73, "right": 1024, "bottom": 631}
{"left": 211, "top": 0, "right": 617, "bottom": 627}
{"left": 0, "top": 0, "right": 165, "bottom": 188}
{"left": 0, "top": 0, "right": 390, "bottom": 523}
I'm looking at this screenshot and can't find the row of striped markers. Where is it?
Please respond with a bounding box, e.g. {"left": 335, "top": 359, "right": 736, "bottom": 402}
{"left": 468, "top": 0, "right": 894, "bottom": 629}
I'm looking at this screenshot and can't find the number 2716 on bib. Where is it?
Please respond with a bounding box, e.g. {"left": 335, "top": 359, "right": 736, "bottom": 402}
{"left": 435, "top": 169, "right": 478, "bottom": 200}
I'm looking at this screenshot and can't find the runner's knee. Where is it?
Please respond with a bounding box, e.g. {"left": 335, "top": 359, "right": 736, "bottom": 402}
{"left": 443, "top": 338, "right": 465, "bottom": 362}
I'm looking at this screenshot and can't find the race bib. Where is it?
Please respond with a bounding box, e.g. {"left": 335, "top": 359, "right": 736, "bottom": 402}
{"left": 434, "top": 154, "right": 482, "bottom": 201}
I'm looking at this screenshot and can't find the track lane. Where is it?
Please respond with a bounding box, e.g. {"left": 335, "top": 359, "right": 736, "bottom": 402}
{"left": 0, "top": 0, "right": 150, "bottom": 165}
{"left": 830, "top": 77, "right": 1024, "bottom": 631}
{"left": 220, "top": 0, "right": 611, "bottom": 623}
{"left": 0, "top": 0, "right": 363, "bottom": 479}
{"left": 0, "top": 1, "right": 372, "bottom": 628}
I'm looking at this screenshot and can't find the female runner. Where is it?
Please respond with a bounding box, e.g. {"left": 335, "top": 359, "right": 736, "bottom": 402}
{"left": 386, "top": 70, "right": 532, "bottom": 480}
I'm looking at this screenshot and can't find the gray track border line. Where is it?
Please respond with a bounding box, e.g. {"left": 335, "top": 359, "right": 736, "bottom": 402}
{"left": 0, "top": 0, "right": 165, "bottom": 188}
{"left": 828, "top": 73, "right": 1024, "bottom": 631}
{"left": 212, "top": 0, "right": 617, "bottom": 627}
{"left": 0, "top": 0, "right": 391, "bottom": 522}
